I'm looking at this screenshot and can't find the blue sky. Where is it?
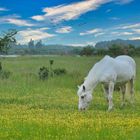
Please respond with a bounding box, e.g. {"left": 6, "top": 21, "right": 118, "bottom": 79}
{"left": 0, "top": 0, "right": 140, "bottom": 46}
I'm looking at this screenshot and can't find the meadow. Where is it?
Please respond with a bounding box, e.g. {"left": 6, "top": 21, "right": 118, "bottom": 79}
{"left": 0, "top": 55, "right": 140, "bottom": 140}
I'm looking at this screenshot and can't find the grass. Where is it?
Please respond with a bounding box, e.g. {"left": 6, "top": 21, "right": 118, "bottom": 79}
{"left": 0, "top": 55, "right": 140, "bottom": 140}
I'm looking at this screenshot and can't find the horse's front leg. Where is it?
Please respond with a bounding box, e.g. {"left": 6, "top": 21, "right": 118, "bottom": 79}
{"left": 108, "top": 81, "right": 114, "bottom": 111}
{"left": 102, "top": 84, "right": 109, "bottom": 103}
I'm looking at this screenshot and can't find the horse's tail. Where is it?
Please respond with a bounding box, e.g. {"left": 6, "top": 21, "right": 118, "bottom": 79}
{"left": 125, "top": 81, "right": 131, "bottom": 100}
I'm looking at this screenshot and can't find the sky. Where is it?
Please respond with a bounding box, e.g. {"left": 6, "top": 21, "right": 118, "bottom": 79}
{"left": 0, "top": 0, "right": 140, "bottom": 46}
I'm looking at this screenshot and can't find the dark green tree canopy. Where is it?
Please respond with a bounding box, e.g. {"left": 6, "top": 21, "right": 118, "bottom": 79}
{"left": 0, "top": 29, "right": 17, "bottom": 54}
{"left": 28, "top": 39, "right": 35, "bottom": 49}
{"left": 80, "top": 46, "right": 94, "bottom": 56}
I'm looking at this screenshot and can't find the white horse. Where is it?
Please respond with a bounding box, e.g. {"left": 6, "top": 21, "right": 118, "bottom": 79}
{"left": 77, "top": 55, "right": 136, "bottom": 111}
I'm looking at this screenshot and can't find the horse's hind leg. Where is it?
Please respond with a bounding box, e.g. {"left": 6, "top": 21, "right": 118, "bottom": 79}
{"left": 120, "top": 85, "right": 125, "bottom": 107}
{"left": 130, "top": 79, "right": 134, "bottom": 105}
{"left": 108, "top": 81, "right": 114, "bottom": 111}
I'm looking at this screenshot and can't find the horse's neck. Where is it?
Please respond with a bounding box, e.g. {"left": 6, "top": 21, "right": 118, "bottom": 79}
{"left": 83, "top": 63, "right": 100, "bottom": 91}
{"left": 84, "top": 77, "right": 98, "bottom": 91}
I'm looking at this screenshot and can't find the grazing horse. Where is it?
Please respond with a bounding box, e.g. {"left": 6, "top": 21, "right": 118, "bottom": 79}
{"left": 77, "top": 55, "right": 136, "bottom": 111}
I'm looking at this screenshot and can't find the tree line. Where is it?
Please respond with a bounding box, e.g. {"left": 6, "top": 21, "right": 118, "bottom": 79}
{"left": 80, "top": 44, "right": 140, "bottom": 56}
{"left": 1, "top": 30, "right": 140, "bottom": 56}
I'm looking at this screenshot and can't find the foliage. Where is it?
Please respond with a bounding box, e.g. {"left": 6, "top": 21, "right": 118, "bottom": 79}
{"left": 53, "top": 68, "right": 67, "bottom": 75}
{"left": 0, "top": 56, "right": 140, "bottom": 140}
{"left": 38, "top": 66, "right": 49, "bottom": 80}
{"left": 35, "top": 40, "right": 43, "bottom": 48}
{"left": 28, "top": 39, "right": 35, "bottom": 49}
{"left": 80, "top": 46, "right": 94, "bottom": 56}
{"left": 0, "top": 62, "right": 2, "bottom": 71}
{"left": 0, "top": 29, "right": 17, "bottom": 54}
{"left": 39, "top": 66, "right": 67, "bottom": 79}
{"left": 0, "top": 70, "right": 11, "bottom": 79}
{"left": 96, "top": 48, "right": 108, "bottom": 56}
{"left": 49, "top": 60, "right": 54, "bottom": 65}
{"left": 108, "top": 44, "right": 124, "bottom": 56}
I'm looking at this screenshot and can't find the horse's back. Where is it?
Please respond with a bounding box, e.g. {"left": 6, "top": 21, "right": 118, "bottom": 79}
{"left": 115, "top": 55, "right": 136, "bottom": 76}
{"left": 115, "top": 55, "right": 136, "bottom": 67}
{"left": 114, "top": 55, "right": 136, "bottom": 82}
{"left": 98, "top": 55, "right": 136, "bottom": 83}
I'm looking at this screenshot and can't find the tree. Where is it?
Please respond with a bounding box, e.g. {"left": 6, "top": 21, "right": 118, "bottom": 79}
{"left": 28, "top": 39, "right": 34, "bottom": 48}
{"left": 35, "top": 40, "right": 43, "bottom": 48}
{"left": 108, "top": 44, "right": 123, "bottom": 56}
{"left": 0, "top": 29, "right": 17, "bottom": 54}
{"left": 96, "top": 48, "right": 108, "bottom": 56}
{"left": 127, "top": 44, "right": 135, "bottom": 56}
{"left": 80, "top": 46, "right": 94, "bottom": 56}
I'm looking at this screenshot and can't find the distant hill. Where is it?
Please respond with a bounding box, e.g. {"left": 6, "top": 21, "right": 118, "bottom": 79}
{"left": 8, "top": 44, "right": 82, "bottom": 55}
{"left": 95, "top": 39, "right": 140, "bottom": 49}
{"left": 7, "top": 39, "right": 140, "bottom": 55}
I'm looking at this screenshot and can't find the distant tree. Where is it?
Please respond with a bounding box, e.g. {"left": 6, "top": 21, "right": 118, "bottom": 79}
{"left": 135, "top": 47, "right": 140, "bottom": 56}
{"left": 108, "top": 44, "right": 123, "bottom": 56}
{"left": 96, "top": 48, "right": 108, "bottom": 56}
{"left": 35, "top": 40, "right": 43, "bottom": 48}
{"left": 80, "top": 46, "right": 94, "bottom": 56}
{"left": 0, "top": 29, "right": 17, "bottom": 54}
{"left": 71, "top": 48, "right": 82, "bottom": 55}
{"left": 127, "top": 44, "right": 135, "bottom": 56}
{"left": 28, "top": 39, "right": 34, "bottom": 48}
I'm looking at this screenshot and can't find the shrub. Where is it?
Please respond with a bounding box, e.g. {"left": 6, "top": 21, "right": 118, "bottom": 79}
{"left": 38, "top": 67, "right": 49, "bottom": 80}
{"left": 53, "top": 68, "right": 66, "bottom": 76}
{"left": 0, "top": 70, "right": 11, "bottom": 79}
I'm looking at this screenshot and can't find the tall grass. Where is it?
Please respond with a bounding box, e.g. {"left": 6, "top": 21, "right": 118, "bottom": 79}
{"left": 0, "top": 56, "right": 140, "bottom": 140}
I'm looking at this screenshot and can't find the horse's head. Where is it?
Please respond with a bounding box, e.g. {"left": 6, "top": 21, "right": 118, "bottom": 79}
{"left": 77, "top": 85, "right": 92, "bottom": 111}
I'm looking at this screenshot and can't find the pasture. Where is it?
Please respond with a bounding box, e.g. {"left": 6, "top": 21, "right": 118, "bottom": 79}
{"left": 0, "top": 56, "right": 140, "bottom": 140}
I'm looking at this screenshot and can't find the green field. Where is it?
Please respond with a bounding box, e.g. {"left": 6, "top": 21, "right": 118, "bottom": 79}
{"left": 0, "top": 56, "right": 140, "bottom": 140}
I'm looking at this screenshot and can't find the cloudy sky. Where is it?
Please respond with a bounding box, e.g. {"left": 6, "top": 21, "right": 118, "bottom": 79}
{"left": 0, "top": 0, "right": 140, "bottom": 46}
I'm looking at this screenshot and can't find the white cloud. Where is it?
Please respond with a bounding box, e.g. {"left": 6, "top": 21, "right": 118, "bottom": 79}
{"left": 67, "top": 41, "right": 96, "bottom": 47}
{"left": 17, "top": 28, "right": 55, "bottom": 44}
{"left": 0, "top": 7, "right": 9, "bottom": 11}
{"left": 118, "top": 23, "right": 140, "bottom": 29}
{"left": 110, "top": 17, "right": 120, "bottom": 20}
{"left": 80, "top": 28, "right": 102, "bottom": 36}
{"left": 116, "top": 0, "right": 134, "bottom": 4}
{"left": 31, "top": 0, "right": 133, "bottom": 23}
{"left": 106, "top": 9, "right": 112, "bottom": 13}
{"left": 31, "top": 0, "right": 112, "bottom": 23}
{"left": 31, "top": 15, "right": 45, "bottom": 21}
{"left": 129, "top": 37, "right": 140, "bottom": 40}
{"left": 56, "top": 26, "right": 73, "bottom": 33}
{"left": 39, "top": 27, "right": 50, "bottom": 31}
{"left": 94, "top": 32, "right": 105, "bottom": 37}
{"left": 0, "top": 15, "right": 34, "bottom": 27}
{"left": 111, "top": 31, "right": 133, "bottom": 36}
{"left": 132, "top": 29, "right": 140, "bottom": 34}
{"left": 119, "top": 32, "right": 133, "bottom": 35}
{"left": 67, "top": 43, "right": 86, "bottom": 47}
{"left": 6, "top": 18, "right": 34, "bottom": 26}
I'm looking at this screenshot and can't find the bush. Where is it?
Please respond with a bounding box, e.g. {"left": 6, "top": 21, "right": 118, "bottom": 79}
{"left": 53, "top": 68, "right": 67, "bottom": 76}
{"left": 0, "top": 70, "right": 11, "bottom": 79}
{"left": 80, "top": 46, "right": 94, "bottom": 56}
{"left": 38, "top": 67, "right": 49, "bottom": 80}
{"left": 38, "top": 66, "right": 67, "bottom": 80}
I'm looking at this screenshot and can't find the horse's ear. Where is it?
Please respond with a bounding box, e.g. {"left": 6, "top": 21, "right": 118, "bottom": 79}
{"left": 83, "top": 85, "right": 86, "bottom": 91}
{"left": 77, "top": 85, "right": 80, "bottom": 89}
